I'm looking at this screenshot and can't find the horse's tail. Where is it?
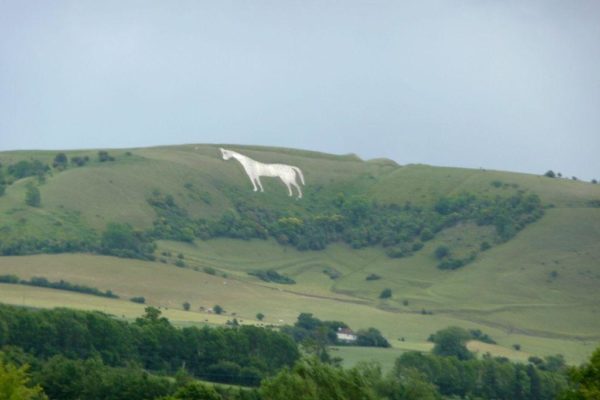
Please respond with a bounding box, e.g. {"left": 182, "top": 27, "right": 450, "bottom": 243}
{"left": 292, "top": 166, "right": 305, "bottom": 185}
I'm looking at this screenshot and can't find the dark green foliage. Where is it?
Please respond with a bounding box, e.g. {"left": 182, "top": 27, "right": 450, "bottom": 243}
{"left": 561, "top": 347, "right": 600, "bottom": 399}
{"left": 260, "top": 357, "right": 379, "bottom": 400}
{"left": 70, "top": 156, "right": 90, "bottom": 167}
{"left": 182, "top": 302, "right": 191, "bottom": 311}
{"left": 203, "top": 266, "right": 217, "bottom": 275}
{"left": 153, "top": 188, "right": 543, "bottom": 260}
{"left": 0, "top": 184, "right": 6, "bottom": 197}
{"left": 592, "top": 179, "right": 598, "bottom": 184}
{"left": 434, "top": 245, "right": 450, "bottom": 259}
{"left": 100, "top": 222, "right": 156, "bottom": 260}
{"left": 322, "top": 267, "right": 341, "bottom": 280}
{"left": 7, "top": 160, "right": 49, "bottom": 179}
{"left": 355, "top": 328, "right": 391, "bottom": 348}
{"left": 148, "top": 191, "right": 196, "bottom": 242}
{"left": 394, "top": 351, "right": 568, "bottom": 400}
{"left": 365, "top": 273, "right": 381, "bottom": 281}
{"left": 379, "top": 288, "right": 392, "bottom": 299}
{"left": 35, "top": 356, "right": 175, "bottom": 400}
{"left": 430, "top": 326, "right": 473, "bottom": 360}
{"left": 130, "top": 296, "right": 146, "bottom": 304}
{"left": 514, "top": 343, "right": 522, "bottom": 351}
{"left": 248, "top": 270, "right": 295, "bottom": 284}
{"left": 213, "top": 305, "right": 224, "bottom": 314}
{"left": 0, "top": 274, "right": 19, "bottom": 284}
{"left": 52, "top": 153, "right": 68, "bottom": 169}
{"left": 25, "top": 184, "right": 41, "bottom": 207}
{"left": 0, "top": 304, "right": 299, "bottom": 387}
{"left": 98, "top": 151, "right": 115, "bottom": 162}
{"left": 0, "top": 274, "right": 118, "bottom": 298}
{"left": 545, "top": 170, "right": 556, "bottom": 178}
{"left": 174, "top": 259, "right": 185, "bottom": 267}
{"left": 480, "top": 240, "right": 492, "bottom": 251}
{"left": 0, "top": 236, "right": 98, "bottom": 256}
{"left": 256, "top": 313, "right": 265, "bottom": 321}
{"left": 469, "top": 329, "right": 496, "bottom": 344}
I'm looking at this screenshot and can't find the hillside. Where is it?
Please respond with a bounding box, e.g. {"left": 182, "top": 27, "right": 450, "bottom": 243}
{"left": 1, "top": 144, "right": 599, "bottom": 364}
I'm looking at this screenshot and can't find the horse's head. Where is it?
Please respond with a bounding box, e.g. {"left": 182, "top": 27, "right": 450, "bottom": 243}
{"left": 220, "top": 148, "right": 233, "bottom": 160}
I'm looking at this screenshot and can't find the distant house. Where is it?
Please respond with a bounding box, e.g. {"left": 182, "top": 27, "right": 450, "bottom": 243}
{"left": 336, "top": 327, "right": 357, "bottom": 343}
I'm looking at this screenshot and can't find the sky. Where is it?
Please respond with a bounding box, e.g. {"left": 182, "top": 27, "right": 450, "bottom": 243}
{"left": 1, "top": 1, "right": 599, "bottom": 180}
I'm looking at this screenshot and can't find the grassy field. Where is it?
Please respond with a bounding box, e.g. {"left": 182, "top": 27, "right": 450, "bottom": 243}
{"left": 1, "top": 144, "right": 599, "bottom": 365}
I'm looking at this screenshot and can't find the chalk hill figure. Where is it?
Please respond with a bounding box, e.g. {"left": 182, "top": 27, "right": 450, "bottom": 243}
{"left": 220, "top": 148, "right": 305, "bottom": 198}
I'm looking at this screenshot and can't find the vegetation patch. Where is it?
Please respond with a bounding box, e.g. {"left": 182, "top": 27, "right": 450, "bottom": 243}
{"left": 248, "top": 269, "right": 296, "bottom": 284}
{"left": 0, "top": 274, "right": 118, "bottom": 298}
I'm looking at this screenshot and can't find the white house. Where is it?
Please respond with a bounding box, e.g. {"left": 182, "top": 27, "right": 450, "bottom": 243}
{"left": 336, "top": 327, "right": 357, "bottom": 343}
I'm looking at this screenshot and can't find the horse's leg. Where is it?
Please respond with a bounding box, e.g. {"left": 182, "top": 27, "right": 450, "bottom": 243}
{"left": 256, "top": 176, "right": 264, "bottom": 192}
{"left": 284, "top": 180, "right": 293, "bottom": 196}
{"left": 292, "top": 181, "right": 303, "bottom": 199}
{"left": 248, "top": 174, "right": 258, "bottom": 191}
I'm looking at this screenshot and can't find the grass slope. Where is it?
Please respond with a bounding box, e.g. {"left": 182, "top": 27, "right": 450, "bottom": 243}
{"left": 1, "top": 144, "right": 599, "bottom": 364}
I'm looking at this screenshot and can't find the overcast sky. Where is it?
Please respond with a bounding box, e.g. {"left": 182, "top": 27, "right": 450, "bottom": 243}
{"left": 1, "top": 1, "right": 599, "bottom": 179}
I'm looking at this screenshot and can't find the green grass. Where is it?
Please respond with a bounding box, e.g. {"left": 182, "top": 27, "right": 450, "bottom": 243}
{"left": 1, "top": 144, "right": 599, "bottom": 366}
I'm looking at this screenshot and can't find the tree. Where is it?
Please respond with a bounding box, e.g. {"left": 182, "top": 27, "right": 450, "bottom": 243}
{"left": 430, "top": 326, "right": 473, "bottom": 360}
{"left": 52, "top": 153, "right": 68, "bottom": 170}
{"left": 434, "top": 245, "right": 450, "bottom": 259}
{"left": 213, "top": 305, "right": 224, "bottom": 315}
{"left": 260, "top": 358, "right": 378, "bottom": 400}
{"left": 98, "top": 151, "right": 115, "bottom": 162}
{"left": 544, "top": 170, "right": 556, "bottom": 178}
{"left": 25, "top": 184, "right": 41, "bottom": 207}
{"left": 256, "top": 313, "right": 265, "bottom": 321}
{"left": 379, "top": 288, "right": 392, "bottom": 299}
{"left": 561, "top": 346, "right": 600, "bottom": 399}
{"left": 0, "top": 359, "right": 46, "bottom": 400}
{"left": 182, "top": 302, "right": 191, "bottom": 311}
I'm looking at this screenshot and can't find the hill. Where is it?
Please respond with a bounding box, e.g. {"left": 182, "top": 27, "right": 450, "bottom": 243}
{"left": 0, "top": 144, "right": 599, "bottom": 364}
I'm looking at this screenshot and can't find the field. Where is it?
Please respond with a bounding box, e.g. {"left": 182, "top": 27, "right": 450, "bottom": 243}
{"left": 1, "top": 144, "right": 599, "bottom": 365}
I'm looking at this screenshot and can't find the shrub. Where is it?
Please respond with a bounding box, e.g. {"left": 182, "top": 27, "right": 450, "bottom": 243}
{"left": 379, "top": 288, "right": 392, "bottom": 299}
{"left": 248, "top": 270, "right": 295, "bottom": 284}
{"left": 70, "top": 156, "right": 89, "bottom": 167}
{"left": 480, "top": 241, "right": 491, "bottom": 251}
{"left": 434, "top": 245, "right": 450, "bottom": 259}
{"left": 365, "top": 273, "right": 381, "bottom": 281}
{"left": 203, "top": 266, "right": 216, "bottom": 275}
{"left": 175, "top": 260, "right": 185, "bottom": 268}
{"left": 25, "top": 184, "right": 41, "bottom": 207}
{"left": 183, "top": 302, "right": 191, "bottom": 311}
{"left": 213, "top": 305, "right": 224, "bottom": 315}
{"left": 98, "top": 151, "right": 115, "bottom": 162}
{"left": 130, "top": 296, "right": 146, "bottom": 304}
{"left": 430, "top": 326, "right": 473, "bottom": 360}
{"left": 544, "top": 170, "right": 556, "bottom": 178}
{"left": 256, "top": 313, "right": 265, "bottom": 321}
{"left": 53, "top": 153, "right": 68, "bottom": 169}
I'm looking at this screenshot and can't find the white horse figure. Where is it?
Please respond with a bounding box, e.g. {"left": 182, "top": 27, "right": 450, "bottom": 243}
{"left": 220, "top": 148, "right": 305, "bottom": 198}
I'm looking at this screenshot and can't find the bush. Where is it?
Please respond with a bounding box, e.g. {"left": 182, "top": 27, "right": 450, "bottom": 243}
{"left": 53, "top": 153, "right": 68, "bottom": 169}
{"left": 213, "top": 305, "right": 224, "bottom": 314}
{"left": 70, "top": 156, "right": 89, "bottom": 167}
{"left": 130, "top": 296, "right": 146, "bottom": 304}
{"left": 183, "top": 301, "right": 191, "bottom": 311}
{"left": 480, "top": 241, "right": 491, "bottom": 251}
{"left": 379, "top": 288, "right": 392, "bottom": 299}
{"left": 25, "top": 184, "right": 41, "bottom": 207}
{"left": 365, "top": 273, "right": 381, "bottom": 281}
{"left": 544, "top": 170, "right": 556, "bottom": 178}
{"left": 430, "top": 326, "right": 473, "bottom": 360}
{"left": 249, "top": 270, "right": 295, "bottom": 284}
{"left": 434, "top": 245, "right": 450, "bottom": 259}
{"left": 98, "top": 151, "right": 115, "bottom": 162}
{"left": 256, "top": 312, "right": 265, "bottom": 321}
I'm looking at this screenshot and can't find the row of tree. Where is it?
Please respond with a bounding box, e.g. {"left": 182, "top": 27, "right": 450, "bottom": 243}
{"left": 0, "top": 305, "right": 299, "bottom": 387}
